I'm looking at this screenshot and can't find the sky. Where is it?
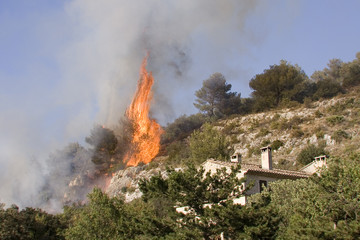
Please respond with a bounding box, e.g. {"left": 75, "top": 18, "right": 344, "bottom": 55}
{"left": 0, "top": 0, "right": 359, "bottom": 207}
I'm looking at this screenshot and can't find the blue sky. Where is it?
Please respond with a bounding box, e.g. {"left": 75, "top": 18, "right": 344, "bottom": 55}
{"left": 0, "top": 0, "right": 359, "bottom": 206}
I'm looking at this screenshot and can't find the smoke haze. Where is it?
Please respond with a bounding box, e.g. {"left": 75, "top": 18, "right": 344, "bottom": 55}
{"left": 0, "top": 0, "right": 299, "bottom": 209}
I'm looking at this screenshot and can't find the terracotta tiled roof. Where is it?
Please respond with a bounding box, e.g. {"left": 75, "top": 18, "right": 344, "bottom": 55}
{"left": 244, "top": 167, "right": 310, "bottom": 179}
{"left": 203, "top": 159, "right": 310, "bottom": 179}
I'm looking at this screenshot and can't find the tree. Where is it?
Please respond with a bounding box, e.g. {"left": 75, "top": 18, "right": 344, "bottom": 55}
{"left": 139, "top": 163, "right": 281, "bottom": 239}
{"left": 161, "top": 113, "right": 206, "bottom": 144}
{"left": 0, "top": 204, "right": 65, "bottom": 240}
{"left": 255, "top": 154, "right": 360, "bottom": 239}
{"left": 311, "top": 76, "right": 343, "bottom": 100}
{"left": 64, "top": 188, "right": 176, "bottom": 239}
{"left": 189, "top": 123, "right": 230, "bottom": 164}
{"left": 139, "top": 164, "right": 249, "bottom": 239}
{"left": 64, "top": 188, "right": 131, "bottom": 240}
{"left": 249, "top": 60, "right": 308, "bottom": 111}
{"left": 312, "top": 155, "right": 360, "bottom": 238}
{"left": 194, "top": 73, "right": 242, "bottom": 117}
{"left": 341, "top": 52, "right": 360, "bottom": 88}
{"left": 324, "top": 58, "right": 344, "bottom": 83}
{"left": 310, "top": 58, "right": 345, "bottom": 99}
{"left": 85, "top": 125, "right": 118, "bottom": 165}
{"left": 260, "top": 178, "right": 335, "bottom": 239}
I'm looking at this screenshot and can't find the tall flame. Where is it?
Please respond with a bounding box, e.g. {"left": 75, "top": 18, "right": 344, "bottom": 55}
{"left": 124, "top": 56, "right": 163, "bottom": 166}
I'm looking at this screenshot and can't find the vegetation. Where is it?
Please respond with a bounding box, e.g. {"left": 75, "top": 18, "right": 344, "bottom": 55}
{"left": 296, "top": 143, "right": 327, "bottom": 165}
{"left": 270, "top": 140, "right": 284, "bottom": 151}
{"left": 249, "top": 60, "right": 308, "bottom": 111}
{"left": 4, "top": 52, "right": 360, "bottom": 239}
{"left": 161, "top": 113, "right": 206, "bottom": 144}
{"left": 189, "top": 123, "right": 230, "bottom": 164}
{"left": 3, "top": 154, "right": 360, "bottom": 239}
{"left": 0, "top": 204, "right": 66, "bottom": 240}
{"left": 194, "top": 72, "right": 242, "bottom": 118}
{"left": 85, "top": 125, "right": 118, "bottom": 165}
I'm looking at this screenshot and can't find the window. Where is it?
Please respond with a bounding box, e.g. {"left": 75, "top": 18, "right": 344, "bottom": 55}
{"left": 259, "top": 180, "right": 267, "bottom": 193}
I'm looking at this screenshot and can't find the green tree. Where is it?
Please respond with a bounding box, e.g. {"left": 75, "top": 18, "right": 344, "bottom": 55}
{"left": 140, "top": 164, "right": 248, "bottom": 239}
{"left": 194, "top": 73, "right": 242, "bottom": 117}
{"left": 0, "top": 204, "right": 65, "bottom": 240}
{"left": 140, "top": 164, "right": 281, "bottom": 239}
{"left": 161, "top": 113, "right": 206, "bottom": 144}
{"left": 189, "top": 123, "right": 230, "bottom": 164}
{"left": 85, "top": 125, "right": 118, "bottom": 165}
{"left": 261, "top": 178, "right": 335, "bottom": 239}
{"left": 249, "top": 60, "right": 308, "bottom": 111}
{"left": 64, "top": 188, "right": 176, "bottom": 239}
{"left": 312, "top": 155, "right": 360, "bottom": 238}
{"left": 310, "top": 59, "right": 345, "bottom": 100}
{"left": 255, "top": 154, "right": 360, "bottom": 239}
{"left": 324, "top": 58, "right": 344, "bottom": 83}
{"left": 312, "top": 77, "right": 343, "bottom": 100}
{"left": 341, "top": 52, "right": 360, "bottom": 88}
{"left": 64, "top": 188, "right": 127, "bottom": 240}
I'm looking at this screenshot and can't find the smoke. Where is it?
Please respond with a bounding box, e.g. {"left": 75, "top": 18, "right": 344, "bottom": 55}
{"left": 61, "top": 0, "right": 265, "bottom": 126}
{"left": 0, "top": 0, "right": 299, "bottom": 210}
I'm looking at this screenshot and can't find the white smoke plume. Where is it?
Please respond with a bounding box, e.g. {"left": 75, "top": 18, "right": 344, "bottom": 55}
{"left": 0, "top": 0, "right": 299, "bottom": 210}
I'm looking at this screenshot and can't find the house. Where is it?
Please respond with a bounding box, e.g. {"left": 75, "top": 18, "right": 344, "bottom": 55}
{"left": 300, "top": 155, "right": 328, "bottom": 174}
{"left": 202, "top": 146, "right": 318, "bottom": 204}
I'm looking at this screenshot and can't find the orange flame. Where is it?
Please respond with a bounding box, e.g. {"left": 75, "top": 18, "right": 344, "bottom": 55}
{"left": 124, "top": 56, "right": 163, "bottom": 166}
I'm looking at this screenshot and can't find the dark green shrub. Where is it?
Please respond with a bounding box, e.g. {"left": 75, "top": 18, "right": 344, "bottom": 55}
{"left": 270, "top": 121, "right": 280, "bottom": 130}
{"left": 249, "top": 119, "right": 260, "bottom": 130}
{"left": 261, "top": 139, "right": 271, "bottom": 147}
{"left": 332, "top": 130, "right": 350, "bottom": 143}
{"left": 291, "top": 128, "right": 304, "bottom": 138}
{"left": 289, "top": 116, "right": 303, "bottom": 126}
{"left": 272, "top": 113, "right": 281, "bottom": 121}
{"left": 314, "top": 110, "right": 323, "bottom": 118}
{"left": 277, "top": 118, "right": 291, "bottom": 130}
{"left": 256, "top": 128, "right": 270, "bottom": 137}
{"left": 271, "top": 140, "right": 284, "bottom": 150}
{"left": 296, "top": 144, "right": 327, "bottom": 165}
{"left": 326, "top": 115, "right": 344, "bottom": 126}
{"left": 121, "top": 186, "right": 128, "bottom": 193}
{"left": 222, "top": 122, "right": 244, "bottom": 135}
{"left": 315, "top": 128, "right": 325, "bottom": 139}
{"left": 230, "top": 135, "right": 239, "bottom": 144}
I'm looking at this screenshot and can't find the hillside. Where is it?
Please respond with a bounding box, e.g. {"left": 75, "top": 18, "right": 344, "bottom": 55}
{"left": 219, "top": 87, "right": 360, "bottom": 169}
{"left": 106, "top": 87, "right": 360, "bottom": 199}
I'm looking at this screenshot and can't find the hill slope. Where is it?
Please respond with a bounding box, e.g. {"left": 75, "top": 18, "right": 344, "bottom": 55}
{"left": 107, "top": 87, "right": 360, "bottom": 199}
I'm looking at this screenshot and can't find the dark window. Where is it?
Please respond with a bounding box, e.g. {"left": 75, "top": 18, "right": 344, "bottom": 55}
{"left": 259, "top": 180, "right": 267, "bottom": 192}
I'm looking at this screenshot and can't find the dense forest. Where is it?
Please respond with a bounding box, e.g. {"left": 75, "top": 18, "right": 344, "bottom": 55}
{"left": 1, "top": 53, "right": 360, "bottom": 239}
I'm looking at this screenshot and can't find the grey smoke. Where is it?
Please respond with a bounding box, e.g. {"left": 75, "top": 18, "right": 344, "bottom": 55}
{"left": 0, "top": 0, "right": 300, "bottom": 210}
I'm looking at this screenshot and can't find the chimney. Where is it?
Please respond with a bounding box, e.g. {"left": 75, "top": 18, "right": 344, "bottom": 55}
{"left": 261, "top": 146, "right": 272, "bottom": 170}
{"left": 230, "top": 153, "right": 241, "bottom": 163}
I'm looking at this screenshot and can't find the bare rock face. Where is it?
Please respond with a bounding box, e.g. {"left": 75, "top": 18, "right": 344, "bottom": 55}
{"left": 106, "top": 165, "right": 166, "bottom": 202}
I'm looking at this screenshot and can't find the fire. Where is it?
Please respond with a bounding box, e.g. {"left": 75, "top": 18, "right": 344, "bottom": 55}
{"left": 124, "top": 56, "right": 163, "bottom": 166}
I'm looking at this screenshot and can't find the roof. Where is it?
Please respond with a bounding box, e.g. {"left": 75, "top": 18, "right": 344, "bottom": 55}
{"left": 202, "top": 159, "right": 310, "bottom": 179}
{"left": 244, "top": 167, "right": 310, "bottom": 179}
